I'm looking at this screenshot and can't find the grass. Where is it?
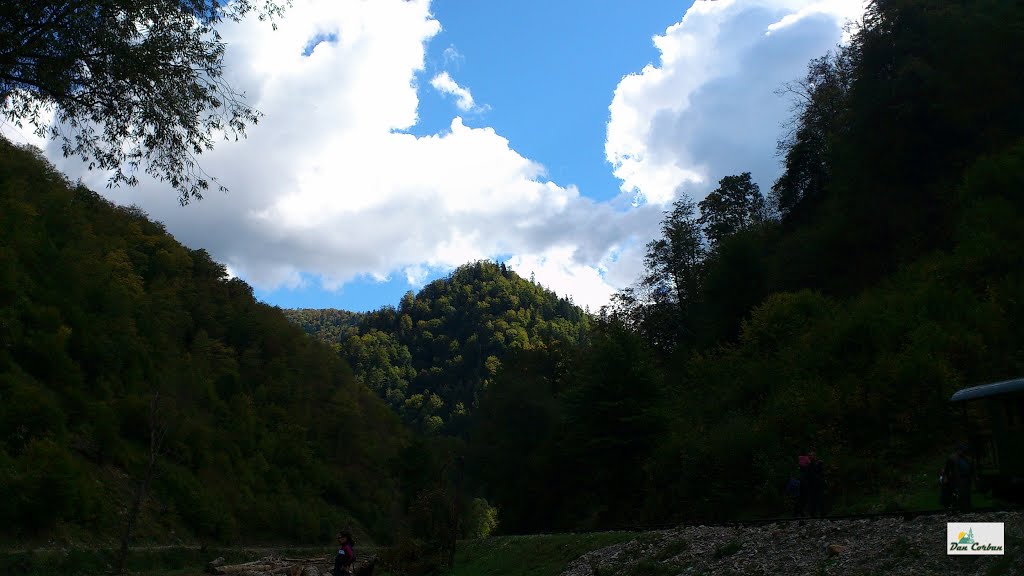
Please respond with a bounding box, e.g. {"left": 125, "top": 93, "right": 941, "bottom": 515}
{"left": 827, "top": 444, "right": 1003, "bottom": 516}
{"left": 888, "top": 469, "right": 996, "bottom": 513}
{"left": 0, "top": 545, "right": 339, "bottom": 576}
{"left": 445, "top": 531, "right": 638, "bottom": 576}
{"left": 0, "top": 546, "right": 204, "bottom": 576}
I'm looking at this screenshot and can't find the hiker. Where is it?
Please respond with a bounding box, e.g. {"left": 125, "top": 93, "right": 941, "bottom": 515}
{"left": 784, "top": 471, "right": 802, "bottom": 517}
{"left": 945, "top": 444, "right": 973, "bottom": 511}
{"left": 333, "top": 531, "right": 356, "bottom": 576}
{"left": 940, "top": 449, "right": 956, "bottom": 509}
{"left": 797, "top": 452, "right": 812, "bottom": 516}
{"left": 805, "top": 452, "right": 826, "bottom": 518}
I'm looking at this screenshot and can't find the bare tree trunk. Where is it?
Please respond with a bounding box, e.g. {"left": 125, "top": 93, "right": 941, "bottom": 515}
{"left": 117, "top": 392, "right": 167, "bottom": 574}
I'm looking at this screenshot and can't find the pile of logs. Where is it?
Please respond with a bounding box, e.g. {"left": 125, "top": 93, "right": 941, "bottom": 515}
{"left": 206, "top": 555, "right": 375, "bottom": 576}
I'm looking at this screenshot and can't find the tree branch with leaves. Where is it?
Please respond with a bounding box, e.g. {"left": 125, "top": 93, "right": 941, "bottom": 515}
{"left": 1, "top": 0, "right": 289, "bottom": 204}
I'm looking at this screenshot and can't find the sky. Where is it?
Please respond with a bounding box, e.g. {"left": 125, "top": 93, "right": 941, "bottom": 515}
{"left": 4, "top": 0, "right": 866, "bottom": 312}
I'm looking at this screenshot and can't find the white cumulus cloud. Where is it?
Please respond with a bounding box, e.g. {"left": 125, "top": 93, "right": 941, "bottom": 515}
{"left": 507, "top": 246, "right": 619, "bottom": 312}
{"left": 606, "top": 0, "right": 866, "bottom": 206}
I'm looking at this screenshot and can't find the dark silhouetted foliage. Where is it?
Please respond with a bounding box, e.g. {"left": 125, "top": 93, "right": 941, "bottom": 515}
{"left": 0, "top": 139, "right": 408, "bottom": 544}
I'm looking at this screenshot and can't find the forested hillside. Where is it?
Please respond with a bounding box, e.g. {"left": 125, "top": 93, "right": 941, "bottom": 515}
{"left": 3, "top": 0, "right": 1023, "bottom": 568}
{"left": 455, "top": 0, "right": 1024, "bottom": 533}
{"left": 285, "top": 262, "right": 590, "bottom": 434}
{"left": 0, "top": 141, "right": 413, "bottom": 545}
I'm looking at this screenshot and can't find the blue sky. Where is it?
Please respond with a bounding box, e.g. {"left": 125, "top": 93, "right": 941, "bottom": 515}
{"left": 410, "top": 0, "right": 690, "bottom": 201}
{"left": 11, "top": 0, "right": 864, "bottom": 312}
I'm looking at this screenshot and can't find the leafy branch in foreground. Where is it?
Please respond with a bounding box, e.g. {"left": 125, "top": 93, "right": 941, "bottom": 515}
{"left": 0, "top": 0, "right": 289, "bottom": 204}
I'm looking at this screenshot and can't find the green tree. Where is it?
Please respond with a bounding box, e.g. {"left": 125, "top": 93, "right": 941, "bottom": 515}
{"left": 612, "top": 196, "right": 704, "bottom": 352}
{"left": 468, "top": 347, "right": 566, "bottom": 532}
{"left": 559, "top": 322, "right": 665, "bottom": 528}
{"left": 698, "top": 172, "right": 768, "bottom": 247}
{"left": 643, "top": 197, "right": 704, "bottom": 307}
{"left": 771, "top": 50, "right": 853, "bottom": 219}
{"left": 0, "top": 0, "right": 288, "bottom": 204}
{"left": 698, "top": 226, "right": 771, "bottom": 344}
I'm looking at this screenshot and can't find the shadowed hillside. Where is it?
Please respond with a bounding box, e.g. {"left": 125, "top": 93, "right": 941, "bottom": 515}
{"left": 0, "top": 140, "right": 410, "bottom": 546}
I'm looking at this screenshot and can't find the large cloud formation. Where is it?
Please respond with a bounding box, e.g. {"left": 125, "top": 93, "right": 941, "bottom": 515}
{"left": 9, "top": 0, "right": 864, "bottom": 311}
{"left": 607, "top": 0, "right": 865, "bottom": 205}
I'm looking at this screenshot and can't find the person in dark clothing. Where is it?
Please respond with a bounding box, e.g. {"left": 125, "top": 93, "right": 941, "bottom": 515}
{"left": 333, "top": 531, "right": 355, "bottom": 576}
{"left": 805, "top": 451, "right": 825, "bottom": 518}
{"left": 940, "top": 455, "right": 956, "bottom": 509}
{"left": 941, "top": 444, "right": 973, "bottom": 511}
{"left": 941, "top": 445, "right": 958, "bottom": 508}
{"left": 797, "top": 453, "right": 811, "bottom": 516}
{"left": 784, "top": 472, "right": 802, "bottom": 517}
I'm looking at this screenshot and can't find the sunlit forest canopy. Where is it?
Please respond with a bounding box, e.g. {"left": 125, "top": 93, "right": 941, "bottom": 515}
{"left": 285, "top": 261, "right": 590, "bottom": 435}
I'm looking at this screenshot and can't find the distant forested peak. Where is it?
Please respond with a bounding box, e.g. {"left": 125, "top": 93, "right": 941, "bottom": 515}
{"left": 284, "top": 260, "right": 590, "bottom": 434}
{"left": 284, "top": 308, "right": 365, "bottom": 344}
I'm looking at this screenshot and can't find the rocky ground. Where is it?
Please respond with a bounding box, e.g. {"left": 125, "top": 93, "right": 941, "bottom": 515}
{"left": 561, "top": 511, "right": 1022, "bottom": 576}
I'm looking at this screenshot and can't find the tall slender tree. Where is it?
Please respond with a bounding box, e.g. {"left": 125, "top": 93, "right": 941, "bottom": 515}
{"left": 771, "top": 49, "right": 853, "bottom": 219}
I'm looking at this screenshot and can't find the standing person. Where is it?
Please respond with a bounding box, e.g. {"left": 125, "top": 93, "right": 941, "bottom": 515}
{"left": 797, "top": 452, "right": 811, "bottom": 516}
{"left": 940, "top": 448, "right": 957, "bottom": 509}
{"left": 953, "top": 444, "right": 973, "bottom": 511}
{"left": 805, "top": 452, "right": 826, "bottom": 518}
{"left": 784, "top": 470, "right": 802, "bottom": 517}
{"left": 332, "top": 531, "right": 356, "bottom": 576}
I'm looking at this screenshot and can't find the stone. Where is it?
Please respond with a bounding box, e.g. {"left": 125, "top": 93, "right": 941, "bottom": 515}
{"left": 559, "top": 511, "right": 1022, "bottom": 576}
